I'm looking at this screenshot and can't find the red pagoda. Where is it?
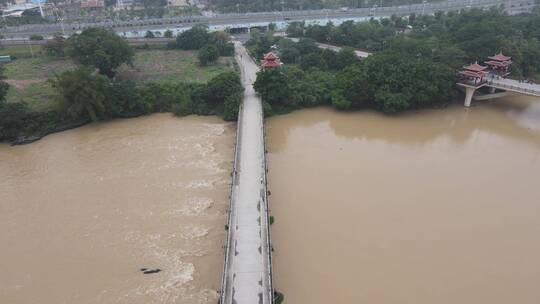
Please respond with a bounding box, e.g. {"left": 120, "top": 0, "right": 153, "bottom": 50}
{"left": 485, "top": 52, "right": 512, "bottom": 76}
{"left": 261, "top": 52, "right": 282, "bottom": 69}
{"left": 458, "top": 61, "right": 489, "bottom": 87}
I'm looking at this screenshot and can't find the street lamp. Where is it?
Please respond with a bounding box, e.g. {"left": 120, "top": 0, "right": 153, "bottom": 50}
{"left": 421, "top": 0, "right": 427, "bottom": 15}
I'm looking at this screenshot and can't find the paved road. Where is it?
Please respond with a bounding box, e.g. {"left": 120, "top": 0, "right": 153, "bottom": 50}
{"left": 1, "top": 0, "right": 535, "bottom": 38}
{"left": 220, "top": 42, "right": 273, "bottom": 304}
{"left": 289, "top": 37, "right": 372, "bottom": 58}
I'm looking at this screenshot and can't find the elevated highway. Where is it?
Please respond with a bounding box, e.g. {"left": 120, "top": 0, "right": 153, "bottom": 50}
{"left": 1, "top": 0, "right": 535, "bottom": 39}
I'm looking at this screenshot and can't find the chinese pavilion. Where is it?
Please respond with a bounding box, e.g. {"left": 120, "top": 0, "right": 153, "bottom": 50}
{"left": 485, "top": 52, "right": 512, "bottom": 76}
{"left": 261, "top": 52, "right": 282, "bottom": 69}
{"left": 458, "top": 61, "right": 489, "bottom": 87}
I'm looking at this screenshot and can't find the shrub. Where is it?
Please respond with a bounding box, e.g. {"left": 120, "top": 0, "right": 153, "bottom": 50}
{"left": 29, "top": 34, "right": 44, "bottom": 41}
{"left": 198, "top": 44, "right": 219, "bottom": 66}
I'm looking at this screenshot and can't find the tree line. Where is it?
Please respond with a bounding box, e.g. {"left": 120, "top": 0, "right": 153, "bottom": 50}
{"left": 253, "top": 8, "right": 540, "bottom": 115}
{"left": 0, "top": 27, "right": 242, "bottom": 143}
{"left": 290, "top": 7, "right": 540, "bottom": 78}
{"left": 209, "top": 0, "right": 440, "bottom": 13}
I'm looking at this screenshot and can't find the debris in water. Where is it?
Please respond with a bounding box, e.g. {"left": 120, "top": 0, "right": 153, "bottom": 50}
{"left": 140, "top": 268, "right": 161, "bottom": 274}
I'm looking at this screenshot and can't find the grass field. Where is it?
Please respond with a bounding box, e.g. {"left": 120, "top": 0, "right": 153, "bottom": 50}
{"left": 5, "top": 81, "right": 58, "bottom": 112}
{"left": 0, "top": 44, "right": 44, "bottom": 59}
{"left": 2, "top": 48, "right": 235, "bottom": 112}
{"left": 116, "top": 50, "right": 235, "bottom": 83}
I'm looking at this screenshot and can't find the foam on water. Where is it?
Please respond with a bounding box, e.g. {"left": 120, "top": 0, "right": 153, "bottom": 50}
{"left": 169, "top": 197, "right": 214, "bottom": 216}
{"left": 180, "top": 225, "right": 210, "bottom": 240}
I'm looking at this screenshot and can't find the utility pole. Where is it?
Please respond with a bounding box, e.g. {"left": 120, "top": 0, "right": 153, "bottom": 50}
{"left": 26, "top": 40, "right": 34, "bottom": 58}
{"left": 38, "top": 0, "right": 45, "bottom": 18}
{"left": 53, "top": 6, "right": 66, "bottom": 36}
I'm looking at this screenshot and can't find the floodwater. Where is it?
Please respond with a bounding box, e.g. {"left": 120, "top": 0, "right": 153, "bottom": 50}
{"left": 0, "top": 114, "right": 234, "bottom": 304}
{"left": 267, "top": 96, "right": 540, "bottom": 304}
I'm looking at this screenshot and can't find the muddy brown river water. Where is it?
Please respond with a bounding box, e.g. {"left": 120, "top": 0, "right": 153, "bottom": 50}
{"left": 0, "top": 114, "right": 234, "bottom": 304}
{"left": 267, "top": 96, "right": 540, "bottom": 304}
{"left": 2, "top": 96, "right": 540, "bottom": 304}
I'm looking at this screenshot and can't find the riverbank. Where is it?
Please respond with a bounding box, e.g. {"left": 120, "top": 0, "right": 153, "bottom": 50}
{"left": 0, "top": 43, "right": 241, "bottom": 145}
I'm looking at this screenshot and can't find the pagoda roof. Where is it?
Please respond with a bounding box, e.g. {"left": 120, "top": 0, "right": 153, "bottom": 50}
{"left": 463, "top": 62, "right": 488, "bottom": 72}
{"left": 261, "top": 59, "right": 282, "bottom": 68}
{"left": 485, "top": 60, "right": 510, "bottom": 67}
{"left": 459, "top": 70, "right": 487, "bottom": 78}
{"left": 263, "top": 52, "right": 278, "bottom": 60}
{"left": 488, "top": 53, "right": 511, "bottom": 62}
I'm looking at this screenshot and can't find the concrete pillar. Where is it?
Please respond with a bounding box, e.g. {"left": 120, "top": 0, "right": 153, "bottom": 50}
{"left": 489, "top": 86, "right": 496, "bottom": 94}
{"left": 464, "top": 86, "right": 475, "bottom": 107}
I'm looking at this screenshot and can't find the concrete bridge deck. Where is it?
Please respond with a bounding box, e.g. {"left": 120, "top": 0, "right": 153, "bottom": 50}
{"left": 459, "top": 77, "right": 540, "bottom": 106}
{"left": 488, "top": 78, "right": 540, "bottom": 97}
{"left": 220, "top": 42, "right": 273, "bottom": 304}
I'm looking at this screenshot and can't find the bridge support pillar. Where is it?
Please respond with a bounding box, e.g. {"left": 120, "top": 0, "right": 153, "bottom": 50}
{"left": 489, "top": 86, "right": 496, "bottom": 94}
{"left": 464, "top": 86, "right": 476, "bottom": 107}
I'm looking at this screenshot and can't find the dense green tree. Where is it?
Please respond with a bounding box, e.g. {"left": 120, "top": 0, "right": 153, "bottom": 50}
{"left": 0, "top": 66, "right": 8, "bottom": 103}
{"left": 286, "top": 21, "right": 305, "bottom": 37}
{"left": 66, "top": 28, "right": 134, "bottom": 77}
{"left": 210, "top": 31, "right": 235, "bottom": 56}
{"left": 335, "top": 64, "right": 369, "bottom": 108}
{"left": 164, "top": 30, "right": 174, "bottom": 38}
{"left": 299, "top": 52, "right": 324, "bottom": 70}
{"left": 222, "top": 93, "right": 242, "bottom": 121}
{"left": 198, "top": 44, "right": 219, "bottom": 66}
{"left": 43, "top": 35, "right": 66, "bottom": 57}
{"left": 207, "top": 71, "right": 243, "bottom": 103}
{"left": 254, "top": 68, "right": 289, "bottom": 104}
{"left": 296, "top": 38, "right": 319, "bottom": 55}
{"left": 176, "top": 25, "right": 211, "bottom": 50}
{"left": 335, "top": 47, "right": 358, "bottom": 70}
{"left": 29, "top": 34, "right": 44, "bottom": 41}
{"left": 145, "top": 30, "right": 155, "bottom": 38}
{"left": 51, "top": 68, "right": 109, "bottom": 121}
{"left": 171, "top": 90, "right": 194, "bottom": 116}
{"left": 361, "top": 51, "right": 455, "bottom": 113}
{"left": 104, "top": 81, "right": 151, "bottom": 117}
{"left": 0, "top": 102, "right": 29, "bottom": 141}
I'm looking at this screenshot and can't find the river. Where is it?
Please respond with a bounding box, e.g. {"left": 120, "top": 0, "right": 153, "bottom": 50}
{"left": 0, "top": 114, "right": 234, "bottom": 304}
{"left": 267, "top": 96, "right": 540, "bottom": 304}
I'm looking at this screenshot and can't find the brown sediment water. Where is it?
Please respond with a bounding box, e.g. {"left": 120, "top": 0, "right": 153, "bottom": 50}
{"left": 0, "top": 114, "right": 234, "bottom": 304}
{"left": 267, "top": 96, "right": 540, "bottom": 304}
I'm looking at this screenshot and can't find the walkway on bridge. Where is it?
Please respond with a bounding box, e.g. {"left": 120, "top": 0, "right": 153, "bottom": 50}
{"left": 220, "top": 42, "right": 273, "bottom": 304}
{"left": 488, "top": 77, "right": 540, "bottom": 97}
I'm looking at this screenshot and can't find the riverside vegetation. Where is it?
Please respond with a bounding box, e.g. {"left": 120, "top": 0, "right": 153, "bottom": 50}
{"left": 252, "top": 8, "right": 540, "bottom": 114}
{"left": 0, "top": 27, "right": 242, "bottom": 143}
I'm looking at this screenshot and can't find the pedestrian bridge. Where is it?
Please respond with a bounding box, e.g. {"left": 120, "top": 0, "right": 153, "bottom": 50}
{"left": 459, "top": 77, "right": 540, "bottom": 106}
{"left": 488, "top": 78, "right": 540, "bottom": 97}
{"left": 219, "top": 42, "right": 273, "bottom": 304}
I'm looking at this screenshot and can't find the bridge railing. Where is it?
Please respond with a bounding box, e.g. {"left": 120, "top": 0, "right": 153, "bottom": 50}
{"left": 261, "top": 97, "right": 275, "bottom": 304}
{"left": 219, "top": 101, "right": 244, "bottom": 304}
{"left": 488, "top": 80, "right": 540, "bottom": 96}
